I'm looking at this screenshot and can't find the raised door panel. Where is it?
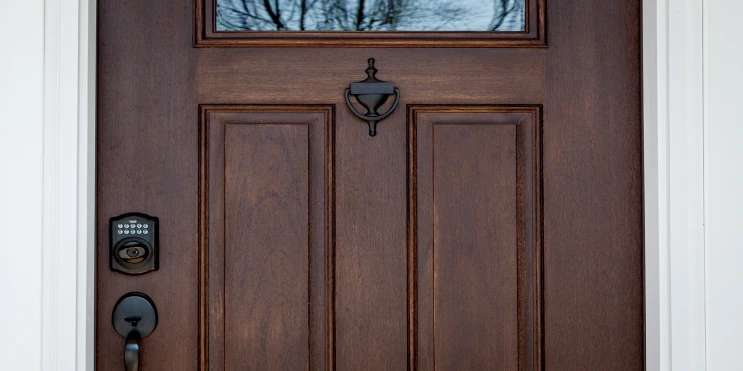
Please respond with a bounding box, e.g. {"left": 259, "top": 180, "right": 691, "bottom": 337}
{"left": 410, "top": 106, "right": 542, "bottom": 370}
{"left": 199, "top": 106, "right": 334, "bottom": 370}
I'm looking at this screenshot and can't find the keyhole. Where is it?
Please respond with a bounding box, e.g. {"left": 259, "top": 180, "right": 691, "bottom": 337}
{"left": 118, "top": 243, "right": 148, "bottom": 264}
{"left": 125, "top": 316, "right": 142, "bottom": 328}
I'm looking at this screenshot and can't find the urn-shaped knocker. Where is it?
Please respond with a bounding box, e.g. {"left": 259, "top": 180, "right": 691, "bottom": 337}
{"left": 345, "top": 58, "right": 401, "bottom": 137}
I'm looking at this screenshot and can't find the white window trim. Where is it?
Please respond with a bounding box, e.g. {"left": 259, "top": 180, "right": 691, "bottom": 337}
{"left": 42, "top": 0, "right": 705, "bottom": 369}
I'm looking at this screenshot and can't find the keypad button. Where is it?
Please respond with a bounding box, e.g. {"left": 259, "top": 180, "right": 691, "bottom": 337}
{"left": 136, "top": 230, "right": 142, "bottom": 234}
{"left": 117, "top": 230, "right": 123, "bottom": 234}
{"left": 124, "top": 230, "right": 130, "bottom": 234}
{"left": 136, "top": 224, "right": 142, "bottom": 228}
{"left": 124, "top": 224, "right": 130, "bottom": 228}
{"left": 143, "top": 224, "right": 149, "bottom": 228}
{"left": 117, "top": 224, "right": 123, "bottom": 228}
{"left": 143, "top": 230, "right": 148, "bottom": 234}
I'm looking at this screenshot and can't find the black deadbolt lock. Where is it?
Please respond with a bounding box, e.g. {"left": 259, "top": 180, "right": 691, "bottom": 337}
{"left": 110, "top": 213, "right": 158, "bottom": 275}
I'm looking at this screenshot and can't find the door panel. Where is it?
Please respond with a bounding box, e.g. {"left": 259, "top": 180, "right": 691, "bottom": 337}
{"left": 412, "top": 107, "right": 541, "bottom": 370}
{"left": 224, "top": 122, "right": 310, "bottom": 370}
{"left": 433, "top": 122, "right": 519, "bottom": 370}
{"left": 97, "top": 0, "right": 643, "bottom": 370}
{"left": 200, "top": 107, "right": 333, "bottom": 370}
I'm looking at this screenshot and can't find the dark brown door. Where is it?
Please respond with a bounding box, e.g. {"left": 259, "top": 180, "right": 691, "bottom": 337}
{"left": 96, "top": 1, "right": 644, "bottom": 370}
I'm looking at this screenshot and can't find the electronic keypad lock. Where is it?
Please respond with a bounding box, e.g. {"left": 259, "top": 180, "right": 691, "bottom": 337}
{"left": 110, "top": 213, "right": 158, "bottom": 275}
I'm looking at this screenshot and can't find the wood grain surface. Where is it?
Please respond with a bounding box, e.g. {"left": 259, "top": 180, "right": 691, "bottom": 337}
{"left": 543, "top": 1, "right": 645, "bottom": 369}
{"left": 96, "top": 0, "right": 643, "bottom": 369}
{"left": 96, "top": 0, "right": 198, "bottom": 369}
{"left": 200, "top": 107, "right": 333, "bottom": 370}
{"left": 411, "top": 107, "right": 542, "bottom": 371}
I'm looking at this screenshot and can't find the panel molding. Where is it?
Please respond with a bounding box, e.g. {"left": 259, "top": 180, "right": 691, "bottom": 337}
{"left": 194, "top": 0, "right": 546, "bottom": 47}
{"left": 408, "top": 105, "right": 543, "bottom": 370}
{"left": 198, "top": 105, "right": 335, "bottom": 370}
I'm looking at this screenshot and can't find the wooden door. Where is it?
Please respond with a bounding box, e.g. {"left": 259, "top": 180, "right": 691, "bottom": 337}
{"left": 96, "top": 1, "right": 644, "bottom": 370}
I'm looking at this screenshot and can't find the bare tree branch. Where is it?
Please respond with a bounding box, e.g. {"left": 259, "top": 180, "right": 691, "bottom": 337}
{"left": 490, "top": 0, "right": 523, "bottom": 31}
{"left": 262, "top": 0, "right": 285, "bottom": 29}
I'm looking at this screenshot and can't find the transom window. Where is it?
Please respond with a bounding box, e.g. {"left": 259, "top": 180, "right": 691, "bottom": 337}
{"left": 216, "top": 0, "right": 526, "bottom": 32}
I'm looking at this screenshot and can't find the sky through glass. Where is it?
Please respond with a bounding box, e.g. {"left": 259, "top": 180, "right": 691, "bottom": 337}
{"left": 216, "top": 0, "right": 525, "bottom": 32}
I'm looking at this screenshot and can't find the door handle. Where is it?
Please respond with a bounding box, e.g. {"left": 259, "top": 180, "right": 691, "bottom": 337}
{"left": 125, "top": 328, "right": 141, "bottom": 371}
{"left": 113, "top": 293, "right": 158, "bottom": 371}
{"left": 345, "top": 58, "right": 401, "bottom": 137}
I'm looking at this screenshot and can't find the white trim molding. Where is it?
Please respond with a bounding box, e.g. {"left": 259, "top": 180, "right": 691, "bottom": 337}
{"left": 643, "top": 0, "right": 706, "bottom": 370}
{"left": 41, "top": 0, "right": 96, "bottom": 370}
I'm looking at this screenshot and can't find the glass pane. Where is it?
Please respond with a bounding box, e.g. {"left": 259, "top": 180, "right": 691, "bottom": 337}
{"left": 216, "top": 0, "right": 525, "bottom": 32}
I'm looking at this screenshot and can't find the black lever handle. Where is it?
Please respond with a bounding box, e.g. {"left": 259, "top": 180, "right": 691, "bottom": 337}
{"left": 113, "top": 293, "right": 157, "bottom": 371}
{"left": 124, "top": 330, "right": 141, "bottom": 371}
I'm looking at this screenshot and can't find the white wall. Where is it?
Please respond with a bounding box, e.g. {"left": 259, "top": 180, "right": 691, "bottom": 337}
{"left": 0, "top": 0, "right": 45, "bottom": 369}
{"left": 704, "top": 0, "right": 743, "bottom": 369}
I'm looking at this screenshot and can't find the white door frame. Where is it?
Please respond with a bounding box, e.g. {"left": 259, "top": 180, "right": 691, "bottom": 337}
{"left": 642, "top": 0, "right": 706, "bottom": 370}
{"left": 41, "top": 0, "right": 705, "bottom": 369}
{"left": 41, "top": 0, "right": 96, "bottom": 369}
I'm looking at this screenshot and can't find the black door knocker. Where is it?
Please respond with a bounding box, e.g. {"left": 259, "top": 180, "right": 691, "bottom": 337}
{"left": 345, "top": 58, "right": 400, "bottom": 137}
